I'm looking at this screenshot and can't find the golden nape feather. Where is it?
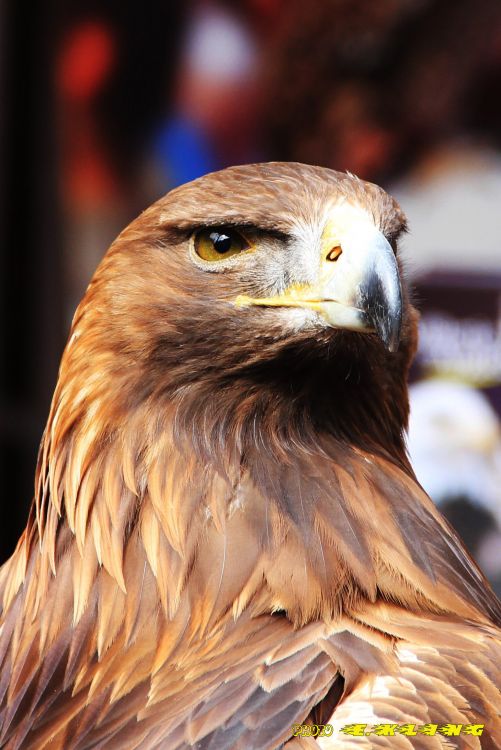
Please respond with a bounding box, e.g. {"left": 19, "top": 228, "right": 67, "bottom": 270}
{"left": 1, "top": 163, "right": 500, "bottom": 749}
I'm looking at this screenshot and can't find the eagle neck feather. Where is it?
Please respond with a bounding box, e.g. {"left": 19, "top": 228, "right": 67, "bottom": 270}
{"left": 2, "top": 298, "right": 499, "bottom": 656}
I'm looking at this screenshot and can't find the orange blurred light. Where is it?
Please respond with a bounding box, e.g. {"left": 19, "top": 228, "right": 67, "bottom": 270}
{"left": 57, "top": 21, "right": 116, "bottom": 102}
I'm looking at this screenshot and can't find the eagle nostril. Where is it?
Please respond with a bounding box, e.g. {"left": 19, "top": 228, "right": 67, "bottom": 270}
{"left": 326, "top": 245, "right": 342, "bottom": 262}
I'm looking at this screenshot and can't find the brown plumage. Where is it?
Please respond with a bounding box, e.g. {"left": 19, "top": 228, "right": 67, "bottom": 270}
{"left": 1, "top": 162, "right": 500, "bottom": 749}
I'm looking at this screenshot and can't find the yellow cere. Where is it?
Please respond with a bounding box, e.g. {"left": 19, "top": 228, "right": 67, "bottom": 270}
{"left": 235, "top": 283, "right": 324, "bottom": 310}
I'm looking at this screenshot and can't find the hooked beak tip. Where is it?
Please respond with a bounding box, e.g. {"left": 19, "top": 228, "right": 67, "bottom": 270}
{"left": 358, "top": 266, "right": 403, "bottom": 353}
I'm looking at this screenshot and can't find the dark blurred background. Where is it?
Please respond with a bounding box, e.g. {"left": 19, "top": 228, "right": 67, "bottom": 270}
{"left": 2, "top": 0, "right": 501, "bottom": 591}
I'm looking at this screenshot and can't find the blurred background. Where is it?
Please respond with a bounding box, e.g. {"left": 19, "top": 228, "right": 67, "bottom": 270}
{"left": 1, "top": 0, "right": 501, "bottom": 592}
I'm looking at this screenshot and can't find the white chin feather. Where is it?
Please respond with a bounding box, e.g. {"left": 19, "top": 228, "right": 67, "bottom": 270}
{"left": 277, "top": 306, "right": 324, "bottom": 333}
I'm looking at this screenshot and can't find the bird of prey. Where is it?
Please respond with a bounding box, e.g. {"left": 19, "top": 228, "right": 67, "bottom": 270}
{"left": 1, "top": 163, "right": 500, "bottom": 750}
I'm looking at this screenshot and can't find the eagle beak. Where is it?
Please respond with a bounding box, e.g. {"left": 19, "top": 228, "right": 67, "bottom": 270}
{"left": 236, "top": 221, "right": 403, "bottom": 352}
{"left": 331, "top": 224, "right": 403, "bottom": 353}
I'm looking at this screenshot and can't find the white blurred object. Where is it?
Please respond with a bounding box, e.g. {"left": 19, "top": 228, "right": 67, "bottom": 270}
{"left": 391, "top": 145, "right": 501, "bottom": 277}
{"left": 408, "top": 379, "right": 501, "bottom": 525}
{"left": 182, "top": 5, "right": 257, "bottom": 83}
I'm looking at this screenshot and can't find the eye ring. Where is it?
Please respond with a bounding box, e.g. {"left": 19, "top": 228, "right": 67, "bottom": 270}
{"left": 192, "top": 227, "right": 251, "bottom": 264}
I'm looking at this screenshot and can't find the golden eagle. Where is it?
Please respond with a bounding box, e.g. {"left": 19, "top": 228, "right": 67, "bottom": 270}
{"left": 1, "top": 163, "right": 500, "bottom": 749}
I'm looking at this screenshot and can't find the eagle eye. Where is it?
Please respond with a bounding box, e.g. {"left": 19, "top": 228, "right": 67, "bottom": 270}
{"left": 194, "top": 227, "right": 250, "bottom": 262}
